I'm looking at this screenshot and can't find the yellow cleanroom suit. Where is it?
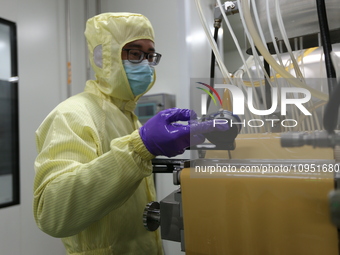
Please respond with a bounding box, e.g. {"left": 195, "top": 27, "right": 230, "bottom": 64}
{"left": 33, "top": 13, "right": 163, "bottom": 255}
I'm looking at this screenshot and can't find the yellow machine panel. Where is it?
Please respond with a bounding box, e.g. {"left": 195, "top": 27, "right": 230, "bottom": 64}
{"left": 181, "top": 133, "right": 338, "bottom": 255}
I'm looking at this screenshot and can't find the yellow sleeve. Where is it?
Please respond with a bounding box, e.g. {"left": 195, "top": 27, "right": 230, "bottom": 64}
{"left": 33, "top": 109, "right": 155, "bottom": 238}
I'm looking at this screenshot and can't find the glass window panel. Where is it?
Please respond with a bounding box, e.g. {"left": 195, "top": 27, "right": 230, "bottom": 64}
{"left": 0, "top": 17, "right": 19, "bottom": 208}
{"left": 0, "top": 23, "right": 11, "bottom": 80}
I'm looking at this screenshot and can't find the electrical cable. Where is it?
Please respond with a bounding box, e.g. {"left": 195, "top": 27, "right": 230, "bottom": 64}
{"left": 322, "top": 53, "right": 340, "bottom": 133}
{"left": 316, "top": 0, "right": 339, "bottom": 133}
{"left": 194, "top": 0, "right": 232, "bottom": 84}
{"left": 323, "top": 77, "right": 340, "bottom": 133}
{"left": 265, "top": 0, "right": 284, "bottom": 67}
{"left": 206, "top": 26, "right": 220, "bottom": 113}
{"left": 316, "top": 0, "right": 336, "bottom": 92}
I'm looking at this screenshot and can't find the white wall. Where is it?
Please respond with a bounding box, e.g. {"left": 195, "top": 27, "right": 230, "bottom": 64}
{"left": 101, "top": 0, "right": 187, "bottom": 107}
{"left": 0, "top": 0, "right": 65, "bottom": 254}
{"left": 0, "top": 0, "right": 92, "bottom": 254}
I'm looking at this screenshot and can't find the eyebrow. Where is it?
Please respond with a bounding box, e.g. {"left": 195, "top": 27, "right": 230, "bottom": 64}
{"left": 124, "top": 43, "right": 155, "bottom": 52}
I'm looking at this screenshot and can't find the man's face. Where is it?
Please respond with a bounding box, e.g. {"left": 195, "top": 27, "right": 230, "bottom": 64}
{"left": 121, "top": 39, "right": 156, "bottom": 63}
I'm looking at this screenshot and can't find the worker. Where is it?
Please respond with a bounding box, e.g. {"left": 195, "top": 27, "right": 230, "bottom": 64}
{"left": 33, "top": 12, "right": 229, "bottom": 255}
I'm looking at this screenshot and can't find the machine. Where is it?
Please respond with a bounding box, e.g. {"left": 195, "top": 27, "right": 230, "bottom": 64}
{"left": 143, "top": 0, "right": 340, "bottom": 254}
{"left": 135, "top": 93, "right": 175, "bottom": 124}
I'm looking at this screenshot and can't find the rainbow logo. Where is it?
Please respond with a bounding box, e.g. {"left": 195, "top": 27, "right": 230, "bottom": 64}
{"left": 196, "top": 82, "right": 222, "bottom": 107}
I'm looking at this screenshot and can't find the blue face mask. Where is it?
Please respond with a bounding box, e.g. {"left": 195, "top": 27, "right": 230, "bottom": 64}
{"left": 123, "top": 60, "right": 154, "bottom": 96}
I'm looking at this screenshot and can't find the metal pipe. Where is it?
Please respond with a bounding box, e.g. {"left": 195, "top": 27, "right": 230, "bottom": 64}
{"left": 316, "top": 0, "right": 339, "bottom": 132}
{"left": 207, "top": 25, "right": 220, "bottom": 113}
{"left": 316, "top": 0, "right": 336, "bottom": 92}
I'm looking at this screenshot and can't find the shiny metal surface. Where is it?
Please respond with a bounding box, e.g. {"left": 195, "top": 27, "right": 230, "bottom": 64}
{"left": 143, "top": 201, "right": 160, "bottom": 231}
{"left": 160, "top": 190, "right": 184, "bottom": 244}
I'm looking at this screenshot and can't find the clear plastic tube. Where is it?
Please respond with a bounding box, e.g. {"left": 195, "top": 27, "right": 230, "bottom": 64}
{"left": 303, "top": 48, "right": 321, "bottom": 130}
{"left": 216, "top": 0, "right": 260, "bottom": 111}
{"left": 240, "top": 0, "right": 329, "bottom": 102}
{"left": 266, "top": 0, "right": 283, "bottom": 66}
{"left": 196, "top": 0, "right": 265, "bottom": 133}
{"left": 274, "top": 0, "right": 304, "bottom": 80}
{"left": 194, "top": 0, "right": 232, "bottom": 83}
{"left": 251, "top": 0, "right": 267, "bottom": 50}
{"left": 249, "top": 0, "right": 269, "bottom": 113}
{"left": 236, "top": 0, "right": 268, "bottom": 84}
{"left": 294, "top": 101, "right": 326, "bottom": 131}
{"left": 234, "top": 69, "right": 264, "bottom": 133}
{"left": 233, "top": 70, "right": 248, "bottom": 133}
{"left": 237, "top": 0, "right": 279, "bottom": 133}
{"left": 236, "top": 0, "right": 275, "bottom": 88}
{"left": 251, "top": 0, "right": 287, "bottom": 123}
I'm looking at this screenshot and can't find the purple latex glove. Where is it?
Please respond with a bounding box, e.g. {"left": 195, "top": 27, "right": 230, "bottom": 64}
{"left": 139, "top": 108, "right": 229, "bottom": 157}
